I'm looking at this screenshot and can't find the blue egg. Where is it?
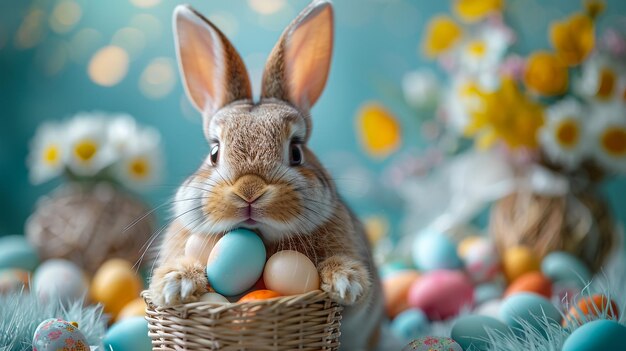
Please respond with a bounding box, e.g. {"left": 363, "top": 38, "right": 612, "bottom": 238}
{"left": 562, "top": 319, "right": 626, "bottom": 350}
{"left": 451, "top": 315, "right": 511, "bottom": 351}
{"left": 379, "top": 261, "right": 413, "bottom": 278}
{"left": 206, "top": 229, "right": 266, "bottom": 296}
{"left": 391, "top": 308, "right": 429, "bottom": 341}
{"left": 412, "top": 230, "right": 462, "bottom": 271}
{"left": 33, "top": 318, "right": 89, "bottom": 351}
{"left": 499, "top": 293, "right": 562, "bottom": 337}
{"left": 541, "top": 252, "right": 591, "bottom": 288}
{"left": 474, "top": 282, "right": 504, "bottom": 305}
{"left": 0, "top": 235, "right": 39, "bottom": 271}
{"left": 104, "top": 316, "right": 151, "bottom": 351}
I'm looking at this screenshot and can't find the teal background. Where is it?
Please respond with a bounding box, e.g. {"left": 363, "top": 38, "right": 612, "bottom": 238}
{"left": 1, "top": 0, "right": 626, "bottom": 238}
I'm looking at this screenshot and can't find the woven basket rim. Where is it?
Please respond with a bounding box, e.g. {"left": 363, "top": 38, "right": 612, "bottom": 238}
{"left": 142, "top": 289, "right": 339, "bottom": 315}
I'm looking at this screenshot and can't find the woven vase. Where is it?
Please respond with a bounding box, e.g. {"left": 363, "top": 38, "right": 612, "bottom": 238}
{"left": 489, "top": 189, "right": 616, "bottom": 272}
{"left": 25, "top": 182, "right": 154, "bottom": 274}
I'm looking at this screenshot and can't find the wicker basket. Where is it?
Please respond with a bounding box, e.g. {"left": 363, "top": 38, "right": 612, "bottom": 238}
{"left": 25, "top": 182, "right": 154, "bottom": 274}
{"left": 142, "top": 290, "right": 343, "bottom": 351}
{"left": 489, "top": 189, "right": 616, "bottom": 272}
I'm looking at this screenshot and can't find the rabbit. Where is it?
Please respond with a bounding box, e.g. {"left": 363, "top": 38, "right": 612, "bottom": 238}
{"left": 148, "top": 1, "right": 383, "bottom": 350}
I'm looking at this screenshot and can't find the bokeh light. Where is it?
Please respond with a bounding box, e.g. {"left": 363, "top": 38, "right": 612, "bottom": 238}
{"left": 208, "top": 11, "right": 239, "bottom": 38}
{"left": 69, "top": 28, "right": 103, "bottom": 63}
{"left": 49, "top": 0, "right": 82, "bottom": 34}
{"left": 130, "top": 0, "right": 161, "bottom": 9}
{"left": 257, "top": 4, "right": 295, "bottom": 31}
{"left": 139, "top": 57, "right": 176, "bottom": 99}
{"left": 15, "top": 7, "right": 46, "bottom": 49}
{"left": 130, "top": 14, "right": 162, "bottom": 44}
{"left": 111, "top": 27, "right": 146, "bottom": 60}
{"left": 247, "top": 0, "right": 286, "bottom": 15}
{"left": 35, "top": 39, "right": 69, "bottom": 76}
{"left": 88, "top": 46, "right": 129, "bottom": 87}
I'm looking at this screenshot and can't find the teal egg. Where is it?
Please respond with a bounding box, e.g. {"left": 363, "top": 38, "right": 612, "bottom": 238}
{"left": 563, "top": 319, "right": 626, "bottom": 350}
{"left": 412, "top": 230, "right": 462, "bottom": 271}
{"left": 474, "top": 282, "right": 504, "bottom": 305}
{"left": 451, "top": 315, "right": 511, "bottom": 351}
{"left": 500, "top": 293, "right": 562, "bottom": 337}
{"left": 206, "top": 229, "right": 266, "bottom": 296}
{"left": 104, "top": 316, "right": 151, "bottom": 351}
{"left": 0, "top": 235, "right": 39, "bottom": 271}
{"left": 541, "top": 252, "right": 591, "bottom": 288}
{"left": 380, "top": 261, "right": 412, "bottom": 278}
{"left": 33, "top": 318, "right": 89, "bottom": 351}
{"left": 391, "top": 308, "right": 429, "bottom": 341}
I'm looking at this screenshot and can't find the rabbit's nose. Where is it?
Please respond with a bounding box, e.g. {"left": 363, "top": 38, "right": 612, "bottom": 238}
{"left": 232, "top": 174, "right": 268, "bottom": 203}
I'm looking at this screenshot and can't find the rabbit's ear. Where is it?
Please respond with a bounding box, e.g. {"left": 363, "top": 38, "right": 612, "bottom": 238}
{"left": 174, "top": 5, "right": 252, "bottom": 115}
{"left": 261, "top": 0, "right": 333, "bottom": 111}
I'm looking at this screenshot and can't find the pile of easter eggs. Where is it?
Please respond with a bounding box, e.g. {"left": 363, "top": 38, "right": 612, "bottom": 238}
{"left": 185, "top": 228, "right": 320, "bottom": 303}
{"left": 383, "top": 229, "right": 625, "bottom": 350}
{"left": 0, "top": 235, "right": 152, "bottom": 351}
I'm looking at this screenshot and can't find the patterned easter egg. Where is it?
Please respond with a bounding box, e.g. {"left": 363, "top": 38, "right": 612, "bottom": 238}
{"left": 402, "top": 336, "right": 462, "bottom": 351}
{"left": 33, "top": 318, "right": 89, "bottom": 351}
{"left": 461, "top": 237, "right": 501, "bottom": 283}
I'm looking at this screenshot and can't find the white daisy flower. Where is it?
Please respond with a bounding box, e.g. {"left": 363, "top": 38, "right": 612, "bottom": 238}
{"left": 64, "top": 113, "right": 115, "bottom": 176}
{"left": 589, "top": 104, "right": 626, "bottom": 174}
{"left": 457, "top": 25, "right": 511, "bottom": 88}
{"left": 575, "top": 54, "right": 626, "bottom": 104}
{"left": 107, "top": 113, "right": 140, "bottom": 155}
{"left": 113, "top": 125, "right": 163, "bottom": 188}
{"left": 402, "top": 68, "right": 440, "bottom": 109}
{"left": 539, "top": 99, "right": 590, "bottom": 170}
{"left": 444, "top": 76, "right": 485, "bottom": 133}
{"left": 28, "top": 122, "right": 66, "bottom": 184}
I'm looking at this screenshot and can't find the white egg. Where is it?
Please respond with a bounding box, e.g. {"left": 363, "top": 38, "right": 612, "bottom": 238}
{"left": 33, "top": 259, "right": 89, "bottom": 303}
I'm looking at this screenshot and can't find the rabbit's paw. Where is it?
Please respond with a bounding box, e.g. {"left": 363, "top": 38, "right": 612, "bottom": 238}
{"left": 319, "top": 255, "right": 371, "bottom": 305}
{"left": 149, "top": 257, "right": 208, "bottom": 306}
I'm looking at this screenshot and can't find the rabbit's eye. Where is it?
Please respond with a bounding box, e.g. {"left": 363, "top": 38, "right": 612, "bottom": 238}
{"left": 290, "top": 143, "right": 303, "bottom": 166}
{"left": 210, "top": 144, "right": 219, "bottom": 165}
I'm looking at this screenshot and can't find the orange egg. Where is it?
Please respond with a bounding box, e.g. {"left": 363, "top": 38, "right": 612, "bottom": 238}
{"left": 564, "top": 294, "right": 620, "bottom": 325}
{"left": 382, "top": 270, "right": 420, "bottom": 318}
{"left": 505, "top": 272, "right": 552, "bottom": 298}
{"left": 238, "top": 289, "right": 282, "bottom": 302}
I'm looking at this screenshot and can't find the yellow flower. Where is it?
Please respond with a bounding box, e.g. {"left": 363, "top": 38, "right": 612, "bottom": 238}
{"left": 465, "top": 79, "right": 545, "bottom": 149}
{"left": 357, "top": 103, "right": 401, "bottom": 158}
{"left": 423, "top": 15, "right": 463, "bottom": 58}
{"left": 453, "top": 0, "right": 503, "bottom": 23}
{"left": 524, "top": 51, "right": 569, "bottom": 96}
{"left": 550, "top": 13, "right": 595, "bottom": 66}
{"left": 584, "top": 0, "right": 605, "bottom": 19}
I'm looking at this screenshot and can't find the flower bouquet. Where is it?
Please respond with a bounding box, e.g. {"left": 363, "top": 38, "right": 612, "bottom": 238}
{"left": 391, "top": 0, "right": 624, "bottom": 271}
{"left": 25, "top": 112, "right": 163, "bottom": 273}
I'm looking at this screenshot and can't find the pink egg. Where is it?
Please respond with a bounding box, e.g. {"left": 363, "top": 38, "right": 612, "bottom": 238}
{"left": 407, "top": 270, "right": 474, "bottom": 320}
